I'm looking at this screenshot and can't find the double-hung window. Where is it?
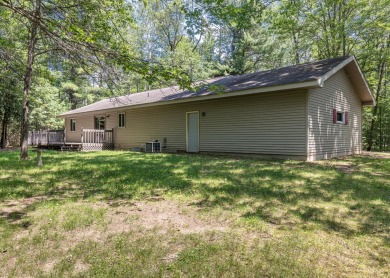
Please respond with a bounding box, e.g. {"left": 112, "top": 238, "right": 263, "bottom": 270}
{"left": 118, "top": 113, "right": 125, "bottom": 128}
{"left": 70, "top": 118, "right": 76, "bottom": 132}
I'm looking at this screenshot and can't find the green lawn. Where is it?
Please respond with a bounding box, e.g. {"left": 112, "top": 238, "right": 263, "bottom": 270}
{"left": 0, "top": 150, "right": 389, "bottom": 277}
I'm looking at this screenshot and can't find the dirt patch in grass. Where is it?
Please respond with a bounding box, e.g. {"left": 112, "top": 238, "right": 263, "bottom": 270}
{"left": 0, "top": 196, "right": 48, "bottom": 223}
{"left": 334, "top": 164, "right": 355, "bottom": 174}
{"left": 2, "top": 199, "right": 231, "bottom": 276}
{"left": 0, "top": 147, "right": 19, "bottom": 152}
{"left": 361, "top": 151, "right": 390, "bottom": 159}
{"left": 107, "top": 200, "right": 229, "bottom": 234}
{"left": 42, "top": 259, "right": 59, "bottom": 273}
{"left": 73, "top": 260, "right": 90, "bottom": 274}
{"left": 2, "top": 196, "right": 47, "bottom": 209}
{"left": 15, "top": 199, "right": 229, "bottom": 249}
{"left": 314, "top": 157, "right": 358, "bottom": 174}
{"left": 325, "top": 152, "right": 390, "bottom": 174}
{"left": 0, "top": 196, "right": 245, "bottom": 242}
{"left": 8, "top": 199, "right": 229, "bottom": 243}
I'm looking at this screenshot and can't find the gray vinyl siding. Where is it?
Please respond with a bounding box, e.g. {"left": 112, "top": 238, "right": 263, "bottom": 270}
{"left": 64, "top": 113, "right": 117, "bottom": 143}
{"left": 113, "top": 90, "right": 307, "bottom": 156}
{"left": 307, "top": 69, "right": 362, "bottom": 160}
{"left": 65, "top": 115, "right": 90, "bottom": 142}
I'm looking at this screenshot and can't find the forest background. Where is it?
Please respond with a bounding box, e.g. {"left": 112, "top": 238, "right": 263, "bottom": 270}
{"left": 0, "top": 0, "right": 389, "bottom": 155}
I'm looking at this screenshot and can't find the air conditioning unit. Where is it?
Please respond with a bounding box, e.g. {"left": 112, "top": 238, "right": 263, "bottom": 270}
{"left": 145, "top": 141, "right": 161, "bottom": 153}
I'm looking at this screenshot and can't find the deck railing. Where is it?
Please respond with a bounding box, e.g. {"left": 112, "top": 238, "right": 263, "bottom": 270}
{"left": 28, "top": 129, "right": 114, "bottom": 150}
{"left": 81, "top": 128, "right": 114, "bottom": 150}
{"left": 28, "top": 130, "right": 65, "bottom": 146}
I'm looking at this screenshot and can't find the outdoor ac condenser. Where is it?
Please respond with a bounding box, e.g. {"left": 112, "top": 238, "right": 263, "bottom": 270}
{"left": 145, "top": 141, "right": 161, "bottom": 153}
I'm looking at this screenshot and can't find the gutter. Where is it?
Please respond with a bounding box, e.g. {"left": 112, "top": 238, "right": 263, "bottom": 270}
{"left": 57, "top": 80, "right": 320, "bottom": 118}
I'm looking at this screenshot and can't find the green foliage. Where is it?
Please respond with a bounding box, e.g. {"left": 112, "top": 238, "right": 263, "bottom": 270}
{"left": 0, "top": 7, "right": 26, "bottom": 146}
{"left": 266, "top": 0, "right": 390, "bottom": 150}
{"left": 30, "top": 77, "right": 68, "bottom": 130}
{"left": 159, "top": 38, "right": 210, "bottom": 80}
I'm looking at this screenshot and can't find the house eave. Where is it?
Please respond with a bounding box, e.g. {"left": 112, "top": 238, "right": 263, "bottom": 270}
{"left": 319, "top": 55, "right": 375, "bottom": 105}
{"left": 317, "top": 56, "right": 355, "bottom": 86}
{"left": 362, "top": 101, "right": 375, "bottom": 106}
{"left": 58, "top": 80, "right": 319, "bottom": 118}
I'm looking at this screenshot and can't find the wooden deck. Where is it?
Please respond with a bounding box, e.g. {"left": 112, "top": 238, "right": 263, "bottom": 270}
{"left": 81, "top": 129, "right": 114, "bottom": 151}
{"left": 28, "top": 129, "right": 114, "bottom": 151}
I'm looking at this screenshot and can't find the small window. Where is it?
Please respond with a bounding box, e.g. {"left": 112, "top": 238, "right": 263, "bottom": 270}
{"left": 70, "top": 118, "right": 76, "bottom": 132}
{"left": 333, "top": 109, "right": 348, "bottom": 125}
{"left": 336, "top": 112, "right": 345, "bottom": 123}
{"left": 118, "top": 113, "right": 125, "bottom": 128}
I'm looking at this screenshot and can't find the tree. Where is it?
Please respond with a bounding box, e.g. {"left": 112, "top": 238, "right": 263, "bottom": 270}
{"left": 365, "top": 36, "right": 389, "bottom": 151}
{"left": 0, "top": 8, "right": 24, "bottom": 148}
{"left": 266, "top": 0, "right": 310, "bottom": 64}
{"left": 0, "top": 0, "right": 192, "bottom": 159}
{"left": 187, "top": 0, "right": 267, "bottom": 74}
{"left": 0, "top": 81, "right": 21, "bottom": 148}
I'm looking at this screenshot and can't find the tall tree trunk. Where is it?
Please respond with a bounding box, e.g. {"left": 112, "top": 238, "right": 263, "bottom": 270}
{"left": 367, "top": 61, "right": 386, "bottom": 151}
{"left": 20, "top": 0, "right": 41, "bottom": 160}
{"left": 231, "top": 28, "right": 245, "bottom": 74}
{"left": 379, "top": 106, "right": 383, "bottom": 151}
{"left": 1, "top": 110, "right": 9, "bottom": 149}
{"left": 292, "top": 30, "right": 300, "bottom": 64}
{"left": 0, "top": 113, "right": 4, "bottom": 148}
{"left": 218, "top": 28, "right": 222, "bottom": 64}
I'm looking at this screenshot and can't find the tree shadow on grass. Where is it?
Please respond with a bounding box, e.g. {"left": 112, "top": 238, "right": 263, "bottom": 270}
{"left": 0, "top": 151, "right": 389, "bottom": 242}
{"left": 179, "top": 154, "right": 390, "bottom": 241}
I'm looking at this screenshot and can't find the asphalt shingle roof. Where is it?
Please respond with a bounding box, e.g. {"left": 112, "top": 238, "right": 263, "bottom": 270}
{"left": 60, "top": 56, "right": 350, "bottom": 116}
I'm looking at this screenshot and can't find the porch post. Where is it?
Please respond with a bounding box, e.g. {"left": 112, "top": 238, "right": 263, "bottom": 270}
{"left": 63, "top": 127, "right": 66, "bottom": 144}
{"left": 81, "top": 127, "right": 84, "bottom": 144}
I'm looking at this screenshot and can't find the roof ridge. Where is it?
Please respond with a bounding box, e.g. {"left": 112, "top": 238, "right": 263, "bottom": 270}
{"left": 60, "top": 56, "right": 355, "bottom": 116}
{"left": 107, "top": 56, "right": 353, "bottom": 100}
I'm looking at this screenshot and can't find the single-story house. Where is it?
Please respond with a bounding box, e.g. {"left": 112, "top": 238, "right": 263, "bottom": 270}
{"left": 58, "top": 55, "right": 375, "bottom": 161}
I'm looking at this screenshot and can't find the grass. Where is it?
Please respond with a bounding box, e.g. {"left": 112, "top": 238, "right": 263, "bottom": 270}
{"left": 0, "top": 150, "right": 389, "bottom": 277}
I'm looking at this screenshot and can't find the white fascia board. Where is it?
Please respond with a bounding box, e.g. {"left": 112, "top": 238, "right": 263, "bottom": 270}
{"left": 318, "top": 56, "right": 375, "bottom": 105}
{"left": 351, "top": 57, "right": 376, "bottom": 105}
{"left": 57, "top": 80, "right": 320, "bottom": 118}
{"left": 317, "top": 56, "right": 354, "bottom": 86}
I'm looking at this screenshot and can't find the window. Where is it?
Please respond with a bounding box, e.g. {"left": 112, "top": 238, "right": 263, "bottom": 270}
{"left": 118, "top": 113, "right": 125, "bottom": 128}
{"left": 333, "top": 109, "right": 348, "bottom": 125}
{"left": 336, "top": 111, "right": 345, "bottom": 123}
{"left": 70, "top": 118, "right": 76, "bottom": 132}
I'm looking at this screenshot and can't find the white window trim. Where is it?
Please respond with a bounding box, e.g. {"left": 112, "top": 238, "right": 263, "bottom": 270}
{"left": 118, "top": 112, "right": 126, "bottom": 128}
{"left": 336, "top": 111, "right": 345, "bottom": 124}
{"left": 70, "top": 118, "right": 76, "bottom": 132}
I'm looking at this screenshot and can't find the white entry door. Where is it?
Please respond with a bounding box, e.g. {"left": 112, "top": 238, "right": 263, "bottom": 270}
{"left": 186, "top": 111, "right": 199, "bottom": 152}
